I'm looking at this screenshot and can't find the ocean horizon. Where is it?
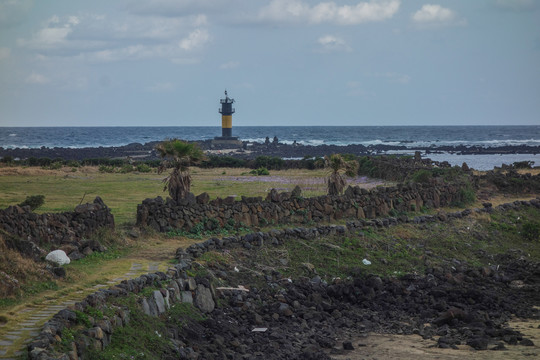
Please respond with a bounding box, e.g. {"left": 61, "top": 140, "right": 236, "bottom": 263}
{"left": 1, "top": 126, "right": 539, "bottom": 170}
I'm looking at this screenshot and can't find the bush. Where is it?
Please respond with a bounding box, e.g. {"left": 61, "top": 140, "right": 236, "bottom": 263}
{"left": 458, "top": 183, "right": 476, "bottom": 206}
{"left": 250, "top": 167, "right": 270, "bottom": 176}
{"left": 411, "top": 169, "right": 432, "bottom": 183}
{"left": 513, "top": 161, "right": 534, "bottom": 169}
{"left": 522, "top": 221, "right": 540, "bottom": 241}
{"left": 119, "top": 164, "right": 134, "bottom": 173}
{"left": 19, "top": 195, "right": 45, "bottom": 210}
{"left": 135, "top": 163, "right": 152, "bottom": 173}
{"left": 357, "top": 156, "right": 376, "bottom": 177}
{"left": 254, "top": 156, "right": 284, "bottom": 170}
{"left": 98, "top": 165, "right": 115, "bottom": 173}
{"left": 1, "top": 155, "right": 13, "bottom": 163}
{"left": 201, "top": 156, "right": 247, "bottom": 168}
{"left": 450, "top": 183, "right": 476, "bottom": 207}
{"left": 46, "top": 161, "right": 63, "bottom": 170}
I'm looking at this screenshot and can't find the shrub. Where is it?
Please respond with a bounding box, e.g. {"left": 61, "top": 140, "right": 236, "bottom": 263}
{"left": 47, "top": 161, "right": 63, "bottom": 170}
{"left": 19, "top": 195, "right": 45, "bottom": 210}
{"left": 119, "top": 164, "right": 134, "bottom": 173}
{"left": 411, "top": 169, "right": 432, "bottom": 184}
{"left": 250, "top": 167, "right": 270, "bottom": 176}
{"left": 136, "top": 163, "right": 152, "bottom": 173}
{"left": 357, "top": 156, "right": 376, "bottom": 177}
{"left": 522, "top": 221, "right": 540, "bottom": 241}
{"left": 513, "top": 161, "right": 534, "bottom": 169}
{"left": 201, "top": 156, "right": 247, "bottom": 168}
{"left": 254, "top": 156, "right": 284, "bottom": 170}
{"left": 98, "top": 165, "right": 115, "bottom": 173}
{"left": 1, "top": 155, "right": 13, "bottom": 163}
{"left": 451, "top": 183, "right": 476, "bottom": 207}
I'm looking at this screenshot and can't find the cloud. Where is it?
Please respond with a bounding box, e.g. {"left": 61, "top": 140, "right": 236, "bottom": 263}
{"left": 220, "top": 61, "right": 240, "bottom": 69}
{"left": 0, "top": 47, "right": 11, "bottom": 60}
{"left": 147, "top": 82, "right": 175, "bottom": 92}
{"left": 412, "top": 5, "right": 455, "bottom": 23}
{"left": 179, "top": 29, "right": 210, "bottom": 51}
{"left": 411, "top": 4, "right": 465, "bottom": 27}
{"left": 17, "top": 13, "right": 212, "bottom": 63}
{"left": 371, "top": 72, "right": 411, "bottom": 84}
{"left": 25, "top": 72, "right": 49, "bottom": 84}
{"left": 317, "top": 35, "right": 351, "bottom": 52}
{"left": 494, "top": 0, "right": 536, "bottom": 11}
{"left": 258, "top": 0, "right": 400, "bottom": 25}
{"left": 0, "top": 0, "right": 33, "bottom": 28}
{"left": 17, "top": 15, "right": 75, "bottom": 49}
{"left": 125, "top": 0, "right": 236, "bottom": 17}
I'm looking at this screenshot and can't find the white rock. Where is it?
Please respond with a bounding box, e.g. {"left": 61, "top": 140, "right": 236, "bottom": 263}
{"left": 362, "top": 259, "right": 371, "bottom": 266}
{"left": 45, "top": 250, "right": 71, "bottom": 266}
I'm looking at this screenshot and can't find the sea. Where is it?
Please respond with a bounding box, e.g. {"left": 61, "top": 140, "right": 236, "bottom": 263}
{"left": 1, "top": 126, "right": 539, "bottom": 171}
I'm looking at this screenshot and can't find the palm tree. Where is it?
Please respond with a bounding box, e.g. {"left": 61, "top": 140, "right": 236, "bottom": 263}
{"left": 156, "top": 139, "right": 205, "bottom": 202}
{"left": 325, "top": 154, "right": 359, "bottom": 195}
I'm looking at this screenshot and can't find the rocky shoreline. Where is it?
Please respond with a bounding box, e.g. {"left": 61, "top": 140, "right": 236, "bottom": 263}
{"left": 1, "top": 139, "right": 539, "bottom": 161}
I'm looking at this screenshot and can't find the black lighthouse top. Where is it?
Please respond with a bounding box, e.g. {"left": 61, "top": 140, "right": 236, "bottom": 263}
{"left": 219, "top": 90, "right": 235, "bottom": 116}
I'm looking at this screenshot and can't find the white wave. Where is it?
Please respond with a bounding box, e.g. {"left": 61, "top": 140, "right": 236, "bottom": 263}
{"left": 3, "top": 144, "right": 28, "bottom": 149}
{"left": 9, "top": 133, "right": 16, "bottom": 137}
{"left": 242, "top": 137, "right": 268, "bottom": 143}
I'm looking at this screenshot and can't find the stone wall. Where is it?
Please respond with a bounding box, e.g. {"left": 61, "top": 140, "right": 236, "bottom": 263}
{"left": 0, "top": 197, "right": 114, "bottom": 260}
{"left": 27, "top": 197, "right": 540, "bottom": 359}
{"left": 136, "top": 182, "right": 466, "bottom": 233}
{"left": 27, "top": 256, "right": 215, "bottom": 360}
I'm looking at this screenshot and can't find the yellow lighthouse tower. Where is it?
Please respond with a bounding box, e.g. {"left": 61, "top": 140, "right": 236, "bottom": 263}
{"left": 219, "top": 90, "right": 235, "bottom": 138}
{"left": 213, "top": 90, "right": 242, "bottom": 146}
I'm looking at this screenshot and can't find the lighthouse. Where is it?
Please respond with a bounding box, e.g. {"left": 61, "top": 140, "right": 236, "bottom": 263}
{"left": 219, "top": 90, "right": 235, "bottom": 138}
{"left": 213, "top": 90, "right": 241, "bottom": 146}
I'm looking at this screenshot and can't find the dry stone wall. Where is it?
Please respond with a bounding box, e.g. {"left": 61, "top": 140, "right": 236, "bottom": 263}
{"left": 136, "top": 182, "right": 465, "bottom": 233}
{"left": 27, "top": 257, "right": 215, "bottom": 360}
{"left": 0, "top": 197, "right": 114, "bottom": 260}
{"left": 27, "top": 197, "right": 540, "bottom": 359}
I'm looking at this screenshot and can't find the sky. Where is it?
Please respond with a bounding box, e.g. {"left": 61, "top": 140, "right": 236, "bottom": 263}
{"left": 0, "top": 0, "right": 539, "bottom": 127}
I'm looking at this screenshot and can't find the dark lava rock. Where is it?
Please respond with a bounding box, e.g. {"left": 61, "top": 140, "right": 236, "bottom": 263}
{"left": 52, "top": 267, "right": 66, "bottom": 277}
{"left": 467, "top": 337, "right": 489, "bottom": 350}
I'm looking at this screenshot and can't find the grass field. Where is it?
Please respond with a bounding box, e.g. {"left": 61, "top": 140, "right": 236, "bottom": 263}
{"left": 0, "top": 165, "right": 388, "bottom": 225}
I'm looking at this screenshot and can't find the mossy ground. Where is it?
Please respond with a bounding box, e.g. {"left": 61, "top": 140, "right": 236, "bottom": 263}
{"left": 189, "top": 206, "right": 540, "bottom": 283}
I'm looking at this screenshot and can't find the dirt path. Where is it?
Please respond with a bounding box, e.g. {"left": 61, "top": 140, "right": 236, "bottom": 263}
{"left": 0, "top": 236, "right": 194, "bottom": 359}
{"left": 330, "top": 318, "right": 540, "bottom": 359}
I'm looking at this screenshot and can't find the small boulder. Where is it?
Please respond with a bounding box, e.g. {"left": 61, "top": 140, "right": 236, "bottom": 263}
{"left": 194, "top": 284, "right": 215, "bottom": 313}
{"left": 53, "top": 267, "right": 66, "bottom": 277}
{"left": 45, "top": 250, "right": 71, "bottom": 266}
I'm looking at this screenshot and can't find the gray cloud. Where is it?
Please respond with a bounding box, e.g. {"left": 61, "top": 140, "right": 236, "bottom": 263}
{"left": 494, "top": 0, "right": 536, "bottom": 11}
{"left": 257, "top": 0, "right": 400, "bottom": 25}
{"left": 125, "top": 0, "right": 239, "bottom": 17}
{"left": 0, "top": 0, "right": 33, "bottom": 28}
{"left": 16, "top": 13, "right": 211, "bottom": 62}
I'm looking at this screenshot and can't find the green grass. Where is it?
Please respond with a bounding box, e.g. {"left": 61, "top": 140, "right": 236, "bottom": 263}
{"left": 0, "top": 166, "right": 335, "bottom": 225}
{"left": 231, "top": 206, "right": 540, "bottom": 280}
{"left": 86, "top": 295, "right": 173, "bottom": 360}
{"left": 88, "top": 295, "right": 207, "bottom": 359}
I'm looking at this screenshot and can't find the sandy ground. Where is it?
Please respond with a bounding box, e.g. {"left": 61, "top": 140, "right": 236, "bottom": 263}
{"left": 330, "top": 318, "right": 539, "bottom": 359}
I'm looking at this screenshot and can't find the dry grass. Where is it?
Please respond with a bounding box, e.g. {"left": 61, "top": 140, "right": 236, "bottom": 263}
{"left": 0, "top": 233, "right": 52, "bottom": 298}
